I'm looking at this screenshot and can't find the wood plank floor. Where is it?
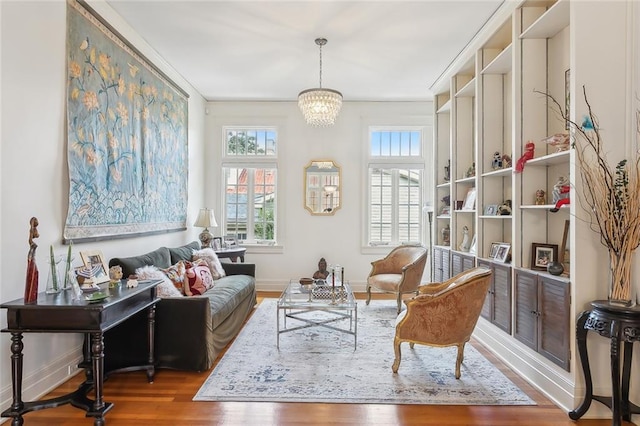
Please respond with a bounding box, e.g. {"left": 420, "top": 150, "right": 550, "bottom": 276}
{"left": 18, "top": 292, "right": 635, "bottom": 425}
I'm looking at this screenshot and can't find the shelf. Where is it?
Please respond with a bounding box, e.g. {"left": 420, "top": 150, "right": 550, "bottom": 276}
{"left": 437, "top": 100, "right": 451, "bottom": 113}
{"left": 454, "top": 209, "right": 476, "bottom": 214}
{"left": 482, "top": 167, "right": 512, "bottom": 178}
{"left": 520, "top": 204, "right": 569, "bottom": 210}
{"left": 455, "top": 176, "right": 476, "bottom": 184}
{"left": 436, "top": 182, "right": 451, "bottom": 188}
{"left": 455, "top": 78, "right": 476, "bottom": 97}
{"left": 514, "top": 266, "right": 571, "bottom": 282}
{"left": 520, "top": 0, "right": 570, "bottom": 40}
{"left": 481, "top": 44, "right": 513, "bottom": 75}
{"left": 479, "top": 215, "right": 512, "bottom": 219}
{"left": 527, "top": 150, "right": 570, "bottom": 166}
{"left": 436, "top": 215, "right": 451, "bottom": 220}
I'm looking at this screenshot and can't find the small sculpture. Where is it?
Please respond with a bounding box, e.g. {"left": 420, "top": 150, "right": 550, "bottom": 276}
{"left": 24, "top": 217, "right": 40, "bottom": 303}
{"left": 313, "top": 257, "right": 329, "bottom": 280}
{"left": 502, "top": 154, "right": 512, "bottom": 168}
{"left": 542, "top": 133, "right": 570, "bottom": 153}
{"left": 109, "top": 265, "right": 123, "bottom": 287}
{"left": 465, "top": 162, "right": 476, "bottom": 178}
{"left": 535, "top": 189, "right": 546, "bottom": 205}
{"left": 550, "top": 176, "right": 570, "bottom": 212}
{"left": 126, "top": 274, "right": 139, "bottom": 288}
{"left": 444, "top": 160, "right": 450, "bottom": 182}
{"left": 498, "top": 199, "right": 512, "bottom": 216}
{"left": 459, "top": 226, "right": 470, "bottom": 252}
{"left": 515, "top": 141, "right": 535, "bottom": 173}
{"left": 491, "top": 151, "right": 503, "bottom": 170}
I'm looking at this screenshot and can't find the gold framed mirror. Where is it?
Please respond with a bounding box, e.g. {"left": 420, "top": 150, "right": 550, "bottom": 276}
{"left": 304, "top": 160, "right": 341, "bottom": 215}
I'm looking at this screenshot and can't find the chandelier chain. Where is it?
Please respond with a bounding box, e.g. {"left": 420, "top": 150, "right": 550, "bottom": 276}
{"left": 318, "top": 42, "right": 323, "bottom": 88}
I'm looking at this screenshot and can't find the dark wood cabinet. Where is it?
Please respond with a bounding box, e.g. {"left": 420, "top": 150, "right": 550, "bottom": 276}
{"left": 451, "top": 251, "right": 475, "bottom": 276}
{"left": 433, "top": 246, "right": 451, "bottom": 282}
{"left": 514, "top": 268, "right": 570, "bottom": 370}
{"left": 477, "top": 259, "right": 511, "bottom": 334}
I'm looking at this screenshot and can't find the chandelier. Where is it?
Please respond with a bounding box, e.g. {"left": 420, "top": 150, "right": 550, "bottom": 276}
{"left": 298, "top": 38, "right": 343, "bottom": 127}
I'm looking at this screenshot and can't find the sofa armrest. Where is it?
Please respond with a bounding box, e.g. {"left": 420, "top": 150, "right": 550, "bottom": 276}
{"left": 154, "top": 296, "right": 213, "bottom": 371}
{"left": 222, "top": 262, "right": 255, "bottom": 277}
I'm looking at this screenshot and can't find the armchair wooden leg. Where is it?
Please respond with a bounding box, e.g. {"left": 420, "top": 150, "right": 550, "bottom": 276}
{"left": 365, "top": 285, "right": 372, "bottom": 306}
{"left": 455, "top": 343, "right": 466, "bottom": 379}
{"left": 392, "top": 337, "right": 402, "bottom": 373}
{"left": 396, "top": 293, "right": 402, "bottom": 314}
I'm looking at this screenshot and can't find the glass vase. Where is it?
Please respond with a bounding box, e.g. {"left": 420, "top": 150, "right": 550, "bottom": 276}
{"left": 608, "top": 250, "right": 637, "bottom": 307}
{"left": 45, "top": 255, "right": 63, "bottom": 294}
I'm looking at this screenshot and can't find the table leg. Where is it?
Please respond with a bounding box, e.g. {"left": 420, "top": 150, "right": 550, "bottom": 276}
{"left": 569, "top": 310, "right": 593, "bottom": 420}
{"left": 609, "top": 320, "right": 622, "bottom": 426}
{"left": 146, "top": 304, "right": 156, "bottom": 383}
{"left": 89, "top": 332, "right": 106, "bottom": 426}
{"left": 621, "top": 340, "right": 633, "bottom": 421}
{"left": 8, "top": 332, "right": 24, "bottom": 426}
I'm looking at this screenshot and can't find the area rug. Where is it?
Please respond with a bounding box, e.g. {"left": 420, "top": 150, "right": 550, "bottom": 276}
{"left": 194, "top": 299, "right": 535, "bottom": 405}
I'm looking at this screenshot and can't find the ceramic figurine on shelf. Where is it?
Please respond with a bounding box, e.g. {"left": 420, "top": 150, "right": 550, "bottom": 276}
{"left": 491, "top": 151, "right": 503, "bottom": 170}
{"left": 459, "top": 226, "right": 471, "bottom": 252}
{"left": 24, "top": 217, "right": 40, "bottom": 303}
{"left": 535, "top": 189, "right": 546, "bottom": 205}
{"left": 498, "top": 199, "right": 512, "bottom": 216}
{"left": 515, "top": 141, "right": 535, "bottom": 173}
{"left": 465, "top": 162, "right": 476, "bottom": 178}
{"left": 441, "top": 224, "right": 451, "bottom": 246}
{"left": 444, "top": 160, "right": 450, "bottom": 182}
{"left": 542, "top": 133, "right": 570, "bottom": 152}
{"left": 502, "top": 154, "right": 512, "bottom": 168}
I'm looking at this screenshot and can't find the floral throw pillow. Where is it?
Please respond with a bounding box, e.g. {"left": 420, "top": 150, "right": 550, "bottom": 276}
{"left": 192, "top": 248, "right": 226, "bottom": 280}
{"left": 135, "top": 265, "right": 183, "bottom": 298}
{"left": 184, "top": 260, "right": 215, "bottom": 296}
{"left": 161, "top": 260, "right": 187, "bottom": 295}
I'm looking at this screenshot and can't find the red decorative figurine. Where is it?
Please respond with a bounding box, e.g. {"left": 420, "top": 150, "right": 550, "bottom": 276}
{"left": 24, "top": 217, "right": 40, "bottom": 303}
{"left": 515, "top": 141, "right": 535, "bottom": 173}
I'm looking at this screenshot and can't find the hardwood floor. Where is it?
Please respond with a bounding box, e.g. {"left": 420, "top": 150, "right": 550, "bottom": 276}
{"left": 18, "top": 292, "right": 635, "bottom": 425}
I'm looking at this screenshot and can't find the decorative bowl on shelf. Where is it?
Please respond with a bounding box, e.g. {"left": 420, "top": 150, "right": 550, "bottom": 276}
{"left": 299, "top": 277, "right": 314, "bottom": 286}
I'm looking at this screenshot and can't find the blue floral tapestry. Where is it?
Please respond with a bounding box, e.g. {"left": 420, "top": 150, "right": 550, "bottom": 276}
{"left": 63, "top": 0, "right": 188, "bottom": 242}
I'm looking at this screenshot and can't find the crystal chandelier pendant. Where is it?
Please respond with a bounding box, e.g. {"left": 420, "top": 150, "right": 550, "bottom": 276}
{"left": 298, "top": 38, "right": 343, "bottom": 127}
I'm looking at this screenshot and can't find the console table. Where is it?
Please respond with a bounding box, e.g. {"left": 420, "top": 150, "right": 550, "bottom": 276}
{"left": 1, "top": 280, "right": 160, "bottom": 426}
{"left": 215, "top": 246, "right": 246, "bottom": 263}
{"left": 569, "top": 300, "right": 640, "bottom": 426}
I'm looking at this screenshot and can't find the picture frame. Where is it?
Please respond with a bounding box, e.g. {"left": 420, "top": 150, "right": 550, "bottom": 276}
{"left": 494, "top": 243, "right": 511, "bottom": 263}
{"left": 469, "top": 234, "right": 477, "bottom": 255}
{"left": 223, "top": 234, "right": 238, "bottom": 249}
{"left": 530, "top": 243, "right": 559, "bottom": 271}
{"left": 461, "top": 187, "right": 477, "bottom": 210}
{"left": 212, "top": 237, "right": 222, "bottom": 251}
{"left": 79, "top": 250, "right": 110, "bottom": 284}
{"left": 488, "top": 242, "right": 502, "bottom": 259}
{"left": 483, "top": 204, "right": 498, "bottom": 216}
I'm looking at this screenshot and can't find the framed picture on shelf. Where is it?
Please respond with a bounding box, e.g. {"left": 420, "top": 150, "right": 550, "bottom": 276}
{"left": 483, "top": 204, "right": 498, "bottom": 216}
{"left": 461, "top": 187, "right": 477, "bottom": 210}
{"left": 79, "top": 250, "right": 110, "bottom": 284}
{"left": 494, "top": 243, "right": 511, "bottom": 263}
{"left": 212, "top": 237, "right": 222, "bottom": 251}
{"left": 530, "top": 243, "right": 558, "bottom": 271}
{"left": 488, "top": 242, "right": 502, "bottom": 259}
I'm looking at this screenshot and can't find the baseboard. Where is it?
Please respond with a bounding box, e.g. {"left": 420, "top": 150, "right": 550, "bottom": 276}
{"left": 0, "top": 344, "right": 83, "bottom": 422}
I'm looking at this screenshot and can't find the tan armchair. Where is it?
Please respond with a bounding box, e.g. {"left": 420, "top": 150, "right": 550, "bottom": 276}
{"left": 366, "top": 244, "right": 428, "bottom": 314}
{"left": 391, "top": 267, "right": 492, "bottom": 379}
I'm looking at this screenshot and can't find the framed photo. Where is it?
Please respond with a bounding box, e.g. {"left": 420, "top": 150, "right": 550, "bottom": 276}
{"left": 212, "top": 237, "right": 222, "bottom": 251}
{"left": 494, "top": 243, "right": 511, "bottom": 263}
{"left": 483, "top": 204, "right": 498, "bottom": 216}
{"left": 488, "top": 242, "right": 502, "bottom": 259}
{"left": 461, "top": 187, "right": 477, "bottom": 210}
{"left": 79, "top": 250, "right": 110, "bottom": 284}
{"left": 530, "top": 243, "right": 558, "bottom": 270}
{"left": 223, "top": 234, "right": 237, "bottom": 249}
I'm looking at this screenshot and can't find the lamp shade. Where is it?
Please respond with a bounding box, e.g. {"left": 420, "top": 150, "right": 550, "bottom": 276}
{"left": 194, "top": 208, "right": 217, "bottom": 229}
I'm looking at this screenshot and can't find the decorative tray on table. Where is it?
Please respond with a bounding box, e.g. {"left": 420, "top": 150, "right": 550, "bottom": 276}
{"left": 311, "top": 285, "right": 347, "bottom": 300}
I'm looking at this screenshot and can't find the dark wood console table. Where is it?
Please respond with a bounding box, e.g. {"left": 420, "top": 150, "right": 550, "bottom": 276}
{"left": 215, "top": 246, "right": 246, "bottom": 263}
{"left": 569, "top": 300, "right": 640, "bottom": 426}
{"left": 1, "top": 280, "right": 160, "bottom": 426}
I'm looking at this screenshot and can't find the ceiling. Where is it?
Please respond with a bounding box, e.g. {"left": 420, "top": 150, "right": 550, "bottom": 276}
{"left": 106, "top": 1, "right": 504, "bottom": 102}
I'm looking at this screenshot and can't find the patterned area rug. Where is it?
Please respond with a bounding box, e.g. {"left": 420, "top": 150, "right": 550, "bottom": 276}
{"left": 194, "top": 299, "right": 535, "bottom": 405}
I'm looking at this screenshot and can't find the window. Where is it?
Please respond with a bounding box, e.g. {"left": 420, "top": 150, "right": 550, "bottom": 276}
{"left": 223, "top": 128, "right": 277, "bottom": 244}
{"left": 367, "top": 129, "right": 424, "bottom": 246}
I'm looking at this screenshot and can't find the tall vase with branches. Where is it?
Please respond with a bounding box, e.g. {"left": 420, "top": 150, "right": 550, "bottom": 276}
{"left": 539, "top": 86, "right": 640, "bottom": 306}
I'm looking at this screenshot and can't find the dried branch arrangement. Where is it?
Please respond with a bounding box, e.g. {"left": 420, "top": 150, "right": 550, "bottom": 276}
{"left": 537, "top": 86, "right": 640, "bottom": 303}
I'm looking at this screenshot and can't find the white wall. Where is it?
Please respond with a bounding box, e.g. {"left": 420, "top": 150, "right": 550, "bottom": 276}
{"left": 0, "top": 0, "right": 206, "bottom": 408}
{"left": 206, "top": 101, "right": 433, "bottom": 292}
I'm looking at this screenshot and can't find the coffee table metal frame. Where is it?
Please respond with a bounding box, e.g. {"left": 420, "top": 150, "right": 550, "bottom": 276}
{"left": 277, "top": 280, "right": 357, "bottom": 349}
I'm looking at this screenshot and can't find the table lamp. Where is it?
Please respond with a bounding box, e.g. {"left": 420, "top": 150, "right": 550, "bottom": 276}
{"left": 194, "top": 208, "right": 217, "bottom": 248}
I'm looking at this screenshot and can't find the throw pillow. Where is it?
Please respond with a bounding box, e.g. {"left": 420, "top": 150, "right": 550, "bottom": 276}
{"left": 184, "top": 260, "right": 215, "bottom": 296}
{"left": 192, "top": 248, "right": 226, "bottom": 279}
{"left": 161, "top": 260, "right": 187, "bottom": 295}
{"left": 135, "top": 265, "right": 183, "bottom": 298}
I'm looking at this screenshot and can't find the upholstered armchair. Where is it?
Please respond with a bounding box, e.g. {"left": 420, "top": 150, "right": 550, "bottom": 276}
{"left": 366, "top": 244, "right": 428, "bottom": 314}
{"left": 392, "top": 267, "right": 492, "bottom": 379}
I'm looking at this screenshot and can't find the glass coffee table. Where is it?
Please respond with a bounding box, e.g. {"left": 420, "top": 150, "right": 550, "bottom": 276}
{"left": 277, "top": 280, "right": 357, "bottom": 349}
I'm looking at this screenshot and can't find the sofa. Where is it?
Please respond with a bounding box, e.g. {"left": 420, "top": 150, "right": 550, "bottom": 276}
{"left": 103, "top": 241, "right": 256, "bottom": 372}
